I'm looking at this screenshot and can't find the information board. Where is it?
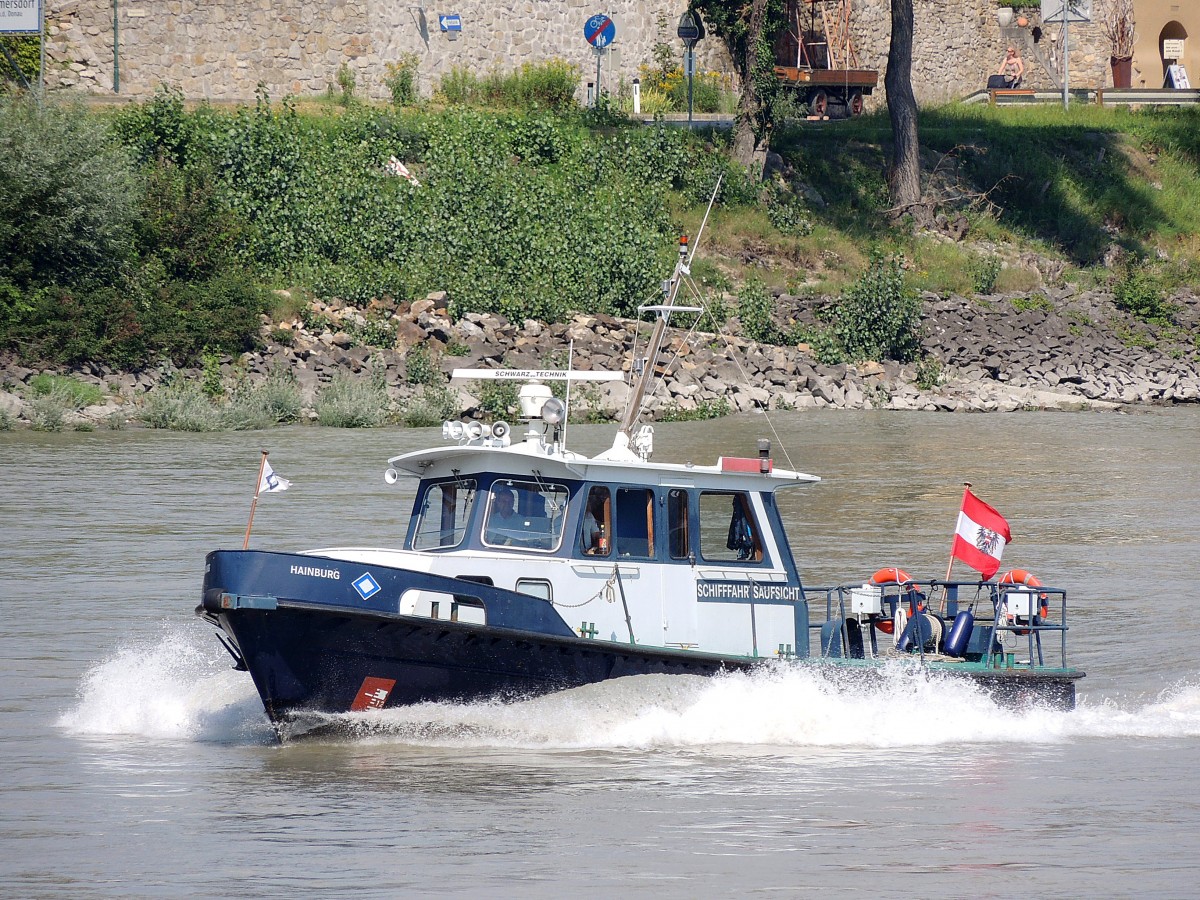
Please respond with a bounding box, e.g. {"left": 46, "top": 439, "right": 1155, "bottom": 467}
{"left": 0, "top": 0, "right": 41, "bottom": 34}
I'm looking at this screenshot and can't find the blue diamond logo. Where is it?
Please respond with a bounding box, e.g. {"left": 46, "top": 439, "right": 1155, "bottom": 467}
{"left": 352, "top": 573, "right": 381, "bottom": 600}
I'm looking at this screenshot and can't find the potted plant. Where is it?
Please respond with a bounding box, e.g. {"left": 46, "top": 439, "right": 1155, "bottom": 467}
{"left": 1012, "top": 0, "right": 1039, "bottom": 28}
{"left": 996, "top": 4, "right": 1014, "bottom": 28}
{"left": 1099, "top": 0, "right": 1137, "bottom": 88}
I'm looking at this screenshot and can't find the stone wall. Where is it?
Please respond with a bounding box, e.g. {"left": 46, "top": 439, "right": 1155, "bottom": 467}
{"left": 43, "top": 0, "right": 730, "bottom": 102}
{"left": 848, "top": 1, "right": 1112, "bottom": 102}
{"left": 43, "top": 1, "right": 1116, "bottom": 104}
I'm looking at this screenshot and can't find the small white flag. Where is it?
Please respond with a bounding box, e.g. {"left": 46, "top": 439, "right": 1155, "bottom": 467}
{"left": 259, "top": 460, "right": 291, "bottom": 494}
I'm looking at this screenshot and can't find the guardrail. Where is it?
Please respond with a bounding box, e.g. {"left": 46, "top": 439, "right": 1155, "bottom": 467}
{"left": 1097, "top": 87, "right": 1200, "bottom": 106}
{"left": 962, "top": 87, "right": 1199, "bottom": 107}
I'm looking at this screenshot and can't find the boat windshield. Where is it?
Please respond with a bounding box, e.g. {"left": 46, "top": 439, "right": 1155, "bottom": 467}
{"left": 412, "top": 479, "right": 477, "bottom": 550}
{"left": 483, "top": 479, "right": 569, "bottom": 551}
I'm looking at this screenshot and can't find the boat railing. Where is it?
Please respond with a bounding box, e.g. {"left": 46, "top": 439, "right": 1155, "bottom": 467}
{"left": 802, "top": 579, "right": 1070, "bottom": 671}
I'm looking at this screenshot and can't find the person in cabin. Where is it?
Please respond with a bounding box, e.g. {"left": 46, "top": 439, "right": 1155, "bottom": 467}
{"left": 486, "top": 488, "right": 520, "bottom": 544}
{"left": 581, "top": 492, "right": 607, "bottom": 554}
{"left": 996, "top": 46, "right": 1024, "bottom": 88}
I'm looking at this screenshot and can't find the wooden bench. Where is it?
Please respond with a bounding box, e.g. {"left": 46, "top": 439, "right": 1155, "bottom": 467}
{"left": 988, "top": 89, "right": 1037, "bottom": 104}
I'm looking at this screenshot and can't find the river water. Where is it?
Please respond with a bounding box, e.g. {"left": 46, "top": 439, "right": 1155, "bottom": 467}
{"left": 3, "top": 409, "right": 1200, "bottom": 897}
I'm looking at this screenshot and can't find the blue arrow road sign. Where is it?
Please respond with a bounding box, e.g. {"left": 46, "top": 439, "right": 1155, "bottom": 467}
{"left": 584, "top": 14, "right": 615, "bottom": 48}
{"left": 439, "top": 14, "right": 462, "bottom": 31}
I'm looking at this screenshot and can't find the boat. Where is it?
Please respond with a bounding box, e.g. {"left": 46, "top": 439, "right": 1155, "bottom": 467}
{"left": 197, "top": 235, "right": 1084, "bottom": 740}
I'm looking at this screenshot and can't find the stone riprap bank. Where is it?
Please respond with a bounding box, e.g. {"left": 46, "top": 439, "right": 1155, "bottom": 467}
{"left": 3, "top": 286, "right": 1198, "bottom": 428}
{"left": 44, "top": 0, "right": 1110, "bottom": 104}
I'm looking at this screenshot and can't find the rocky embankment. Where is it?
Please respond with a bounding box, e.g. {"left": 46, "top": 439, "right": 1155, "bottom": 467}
{"left": 2, "top": 285, "right": 1198, "bottom": 428}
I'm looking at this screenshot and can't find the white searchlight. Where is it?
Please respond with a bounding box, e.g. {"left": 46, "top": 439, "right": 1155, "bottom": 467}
{"left": 384, "top": 467, "right": 400, "bottom": 484}
{"left": 541, "top": 397, "right": 566, "bottom": 426}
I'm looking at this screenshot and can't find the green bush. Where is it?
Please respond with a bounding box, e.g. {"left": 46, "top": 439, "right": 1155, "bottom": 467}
{"left": 405, "top": 344, "right": 437, "bottom": 385}
{"left": 136, "top": 156, "right": 248, "bottom": 281}
{"left": 0, "top": 36, "right": 40, "bottom": 88}
{"left": 658, "top": 397, "right": 731, "bottom": 421}
{"left": 969, "top": 256, "right": 1002, "bottom": 294}
{"left": 110, "top": 84, "right": 200, "bottom": 167}
{"left": 737, "top": 279, "right": 779, "bottom": 343}
{"left": 28, "top": 374, "right": 103, "bottom": 408}
{"left": 315, "top": 372, "right": 391, "bottom": 427}
{"left": 1114, "top": 261, "right": 1175, "bottom": 324}
{"left": 403, "top": 383, "right": 459, "bottom": 427}
{"left": 831, "top": 254, "right": 921, "bottom": 362}
{"left": 436, "top": 60, "right": 580, "bottom": 112}
{"left": 0, "top": 96, "right": 138, "bottom": 287}
{"left": 478, "top": 378, "right": 518, "bottom": 420}
{"left": 336, "top": 63, "right": 357, "bottom": 106}
{"left": 25, "top": 382, "right": 81, "bottom": 431}
{"left": 217, "top": 371, "right": 302, "bottom": 430}
{"left": 139, "top": 380, "right": 221, "bottom": 431}
{"left": 385, "top": 54, "right": 421, "bottom": 107}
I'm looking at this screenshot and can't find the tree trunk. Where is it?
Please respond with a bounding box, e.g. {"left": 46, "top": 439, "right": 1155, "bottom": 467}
{"left": 885, "top": 0, "right": 921, "bottom": 214}
{"left": 732, "top": 0, "right": 770, "bottom": 175}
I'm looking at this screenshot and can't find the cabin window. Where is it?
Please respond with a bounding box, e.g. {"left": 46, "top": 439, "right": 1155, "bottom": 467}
{"left": 668, "top": 489, "right": 690, "bottom": 560}
{"left": 580, "top": 486, "right": 611, "bottom": 556}
{"left": 483, "top": 479, "right": 569, "bottom": 551}
{"left": 698, "top": 491, "right": 763, "bottom": 563}
{"left": 614, "top": 487, "right": 655, "bottom": 558}
{"left": 412, "top": 479, "right": 477, "bottom": 550}
{"left": 516, "top": 578, "right": 553, "bottom": 602}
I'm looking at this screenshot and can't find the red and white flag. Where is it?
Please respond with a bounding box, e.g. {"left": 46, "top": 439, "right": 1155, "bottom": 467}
{"left": 951, "top": 487, "right": 1011, "bottom": 579}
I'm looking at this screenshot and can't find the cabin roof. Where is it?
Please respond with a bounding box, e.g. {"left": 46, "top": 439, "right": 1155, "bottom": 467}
{"left": 386, "top": 441, "right": 819, "bottom": 489}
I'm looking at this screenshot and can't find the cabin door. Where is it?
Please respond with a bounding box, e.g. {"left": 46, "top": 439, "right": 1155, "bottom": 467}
{"left": 659, "top": 488, "right": 700, "bottom": 649}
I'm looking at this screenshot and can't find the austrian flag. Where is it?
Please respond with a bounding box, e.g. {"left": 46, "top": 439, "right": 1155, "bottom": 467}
{"left": 951, "top": 488, "right": 1011, "bottom": 579}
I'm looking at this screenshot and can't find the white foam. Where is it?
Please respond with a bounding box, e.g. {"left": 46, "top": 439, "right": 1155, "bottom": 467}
{"left": 341, "top": 666, "right": 1200, "bottom": 751}
{"left": 60, "top": 631, "right": 1200, "bottom": 749}
{"left": 57, "top": 622, "right": 270, "bottom": 744}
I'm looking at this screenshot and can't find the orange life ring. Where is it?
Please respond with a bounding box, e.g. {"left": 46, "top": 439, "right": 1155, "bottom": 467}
{"left": 999, "top": 568, "right": 1049, "bottom": 627}
{"left": 870, "top": 568, "right": 919, "bottom": 631}
{"left": 870, "top": 567, "right": 914, "bottom": 586}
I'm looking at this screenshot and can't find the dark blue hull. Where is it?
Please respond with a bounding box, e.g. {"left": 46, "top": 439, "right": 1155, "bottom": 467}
{"left": 199, "top": 550, "right": 752, "bottom": 735}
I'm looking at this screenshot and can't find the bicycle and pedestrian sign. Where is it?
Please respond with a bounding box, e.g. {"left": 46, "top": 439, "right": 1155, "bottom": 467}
{"left": 584, "top": 14, "right": 615, "bottom": 49}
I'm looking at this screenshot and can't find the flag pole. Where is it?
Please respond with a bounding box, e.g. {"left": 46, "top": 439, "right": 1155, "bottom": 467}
{"left": 944, "top": 482, "right": 972, "bottom": 584}
{"left": 243, "top": 450, "right": 269, "bottom": 550}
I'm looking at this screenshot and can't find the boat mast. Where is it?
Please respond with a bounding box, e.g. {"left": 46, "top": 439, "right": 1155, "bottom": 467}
{"left": 616, "top": 176, "right": 722, "bottom": 447}
{"left": 617, "top": 235, "right": 689, "bottom": 440}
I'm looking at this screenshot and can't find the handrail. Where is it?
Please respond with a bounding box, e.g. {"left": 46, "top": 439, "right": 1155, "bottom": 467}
{"left": 804, "top": 577, "right": 1070, "bottom": 670}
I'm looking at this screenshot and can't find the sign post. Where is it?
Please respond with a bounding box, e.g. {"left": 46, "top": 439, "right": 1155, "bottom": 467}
{"left": 583, "top": 13, "right": 616, "bottom": 106}
{"left": 1042, "top": 0, "right": 1091, "bottom": 109}
{"left": 677, "top": 10, "right": 704, "bottom": 127}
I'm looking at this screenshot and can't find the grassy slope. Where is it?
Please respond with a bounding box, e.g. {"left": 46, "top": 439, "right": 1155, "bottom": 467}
{"left": 690, "top": 104, "right": 1200, "bottom": 299}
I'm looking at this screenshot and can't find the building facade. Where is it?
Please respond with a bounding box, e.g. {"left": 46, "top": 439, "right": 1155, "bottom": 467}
{"left": 1130, "top": 0, "right": 1197, "bottom": 88}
